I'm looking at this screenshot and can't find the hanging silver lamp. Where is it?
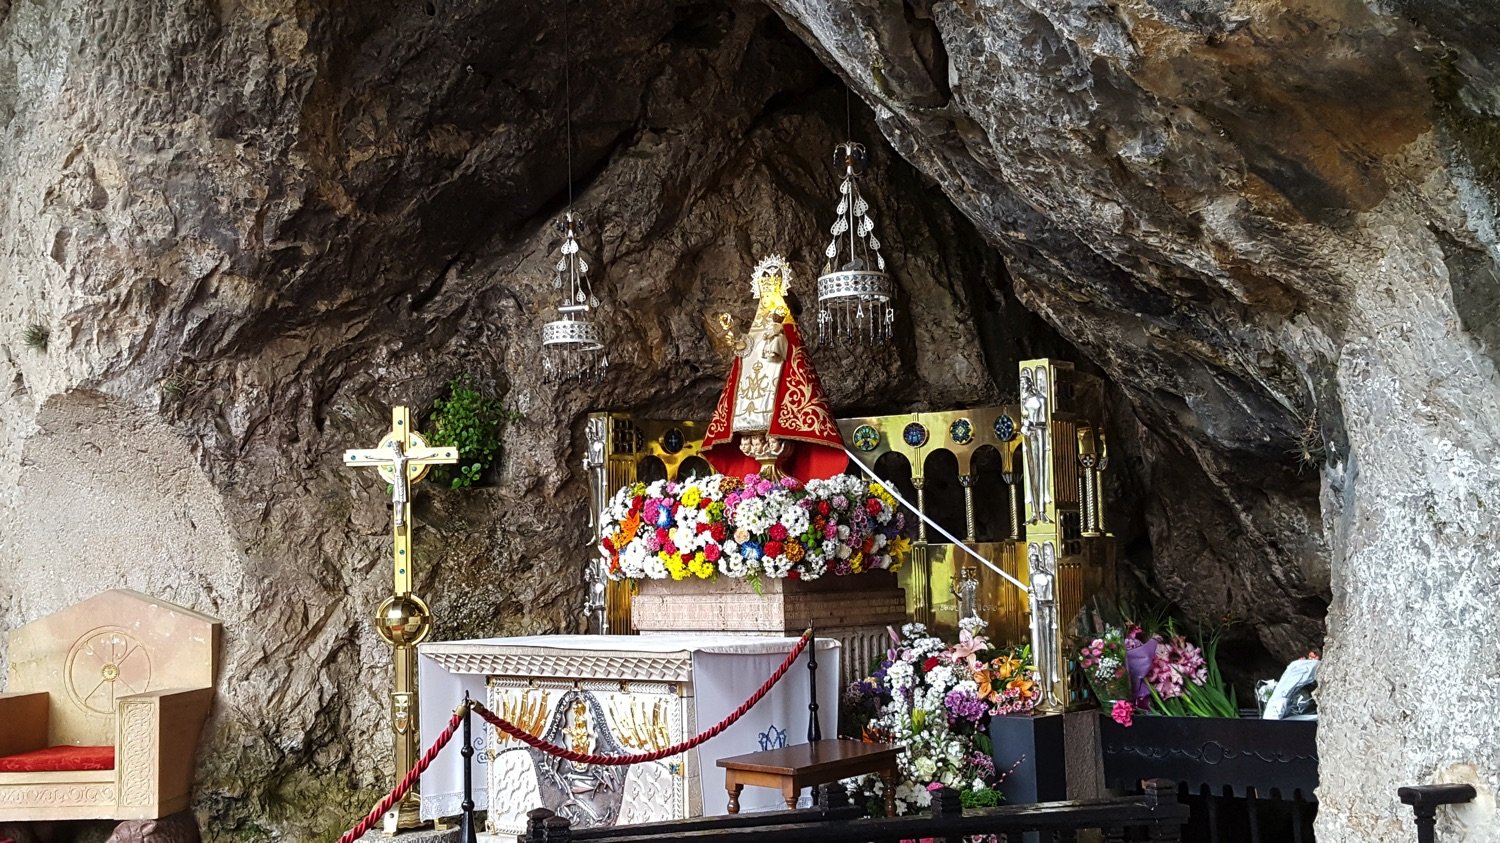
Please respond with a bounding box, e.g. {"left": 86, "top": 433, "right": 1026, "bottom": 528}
{"left": 541, "top": 211, "right": 607, "bottom": 378}
{"left": 816, "top": 141, "right": 895, "bottom": 346}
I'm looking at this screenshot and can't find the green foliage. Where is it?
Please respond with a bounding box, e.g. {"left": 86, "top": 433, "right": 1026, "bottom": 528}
{"left": 427, "top": 374, "right": 518, "bottom": 490}
{"left": 22, "top": 324, "right": 47, "bottom": 351}
{"left": 960, "top": 786, "right": 1004, "bottom": 809}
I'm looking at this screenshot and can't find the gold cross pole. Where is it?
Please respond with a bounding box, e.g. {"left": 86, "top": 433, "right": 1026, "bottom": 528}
{"left": 344, "top": 405, "right": 458, "bottom": 833}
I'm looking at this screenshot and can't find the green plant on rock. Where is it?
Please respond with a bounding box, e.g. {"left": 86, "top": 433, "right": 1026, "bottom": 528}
{"left": 22, "top": 324, "right": 48, "bottom": 351}
{"left": 426, "top": 374, "right": 517, "bottom": 489}
{"left": 1289, "top": 406, "right": 1326, "bottom": 472}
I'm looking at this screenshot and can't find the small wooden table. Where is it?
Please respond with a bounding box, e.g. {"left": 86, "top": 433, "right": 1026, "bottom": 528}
{"left": 716, "top": 739, "right": 902, "bottom": 816}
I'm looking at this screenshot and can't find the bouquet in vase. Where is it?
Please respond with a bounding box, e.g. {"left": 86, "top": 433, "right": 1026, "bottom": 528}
{"left": 842, "top": 621, "right": 1040, "bottom": 815}
{"left": 1079, "top": 619, "right": 1235, "bottom": 725}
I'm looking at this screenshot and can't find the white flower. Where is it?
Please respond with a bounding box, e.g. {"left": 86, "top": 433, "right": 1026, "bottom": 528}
{"left": 926, "top": 664, "right": 954, "bottom": 692}
{"left": 719, "top": 542, "right": 746, "bottom": 576}
{"left": 886, "top": 661, "right": 914, "bottom": 689}
{"left": 913, "top": 756, "right": 937, "bottom": 779}
{"left": 780, "top": 505, "right": 810, "bottom": 535}
{"left": 763, "top": 554, "right": 793, "bottom": 578}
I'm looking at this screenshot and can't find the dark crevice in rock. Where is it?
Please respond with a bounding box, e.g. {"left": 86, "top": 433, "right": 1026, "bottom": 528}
{"left": 1438, "top": 230, "right": 1500, "bottom": 369}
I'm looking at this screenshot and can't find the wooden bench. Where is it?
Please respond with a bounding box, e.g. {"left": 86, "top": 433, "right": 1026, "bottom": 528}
{"left": 716, "top": 739, "right": 901, "bottom": 816}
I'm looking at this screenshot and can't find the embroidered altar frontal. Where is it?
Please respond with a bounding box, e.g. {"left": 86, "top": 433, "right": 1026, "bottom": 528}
{"left": 417, "top": 634, "right": 841, "bottom": 837}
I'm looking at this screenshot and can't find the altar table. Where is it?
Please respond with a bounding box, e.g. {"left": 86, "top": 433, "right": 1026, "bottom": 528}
{"left": 417, "top": 634, "right": 840, "bottom": 837}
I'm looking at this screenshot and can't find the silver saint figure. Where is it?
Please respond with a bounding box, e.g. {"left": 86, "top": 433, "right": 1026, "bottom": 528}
{"left": 1028, "top": 542, "right": 1059, "bottom": 708}
{"left": 1021, "top": 367, "right": 1051, "bottom": 524}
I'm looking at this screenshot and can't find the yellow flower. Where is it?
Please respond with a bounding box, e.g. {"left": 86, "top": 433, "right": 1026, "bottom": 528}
{"left": 680, "top": 488, "right": 702, "bottom": 508}
{"left": 886, "top": 536, "right": 912, "bottom": 559}
{"left": 871, "top": 484, "right": 897, "bottom": 507}
{"left": 849, "top": 551, "right": 865, "bottom": 573}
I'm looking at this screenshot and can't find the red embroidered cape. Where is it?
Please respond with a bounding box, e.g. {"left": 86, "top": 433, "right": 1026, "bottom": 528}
{"left": 702, "top": 321, "right": 847, "bottom": 480}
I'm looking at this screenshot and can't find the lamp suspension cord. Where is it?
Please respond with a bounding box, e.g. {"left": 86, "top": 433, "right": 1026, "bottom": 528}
{"left": 845, "top": 85, "right": 852, "bottom": 140}
{"left": 564, "top": 0, "right": 574, "bottom": 211}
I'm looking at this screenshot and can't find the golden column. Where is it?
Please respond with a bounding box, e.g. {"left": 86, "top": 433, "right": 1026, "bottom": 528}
{"left": 344, "top": 406, "right": 458, "bottom": 832}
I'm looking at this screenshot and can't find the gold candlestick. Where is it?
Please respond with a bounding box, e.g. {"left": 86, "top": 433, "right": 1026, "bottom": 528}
{"left": 344, "top": 406, "right": 459, "bottom": 833}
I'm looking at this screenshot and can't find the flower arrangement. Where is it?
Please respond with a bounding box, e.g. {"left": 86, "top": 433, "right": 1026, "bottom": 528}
{"left": 1079, "top": 620, "right": 1235, "bottom": 726}
{"left": 598, "top": 473, "right": 910, "bottom": 583}
{"left": 842, "top": 621, "right": 1040, "bottom": 815}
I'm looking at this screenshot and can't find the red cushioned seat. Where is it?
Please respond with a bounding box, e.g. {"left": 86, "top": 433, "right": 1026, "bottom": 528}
{"left": 0, "top": 745, "right": 115, "bottom": 773}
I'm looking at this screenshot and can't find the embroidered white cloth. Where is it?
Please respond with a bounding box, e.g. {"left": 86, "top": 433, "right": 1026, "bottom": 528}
{"left": 416, "top": 633, "right": 841, "bottom": 824}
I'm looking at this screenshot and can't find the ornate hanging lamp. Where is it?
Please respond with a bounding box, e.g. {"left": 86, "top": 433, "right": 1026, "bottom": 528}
{"left": 816, "top": 140, "right": 895, "bottom": 346}
{"left": 540, "top": 0, "right": 607, "bottom": 379}
{"left": 541, "top": 211, "right": 607, "bottom": 378}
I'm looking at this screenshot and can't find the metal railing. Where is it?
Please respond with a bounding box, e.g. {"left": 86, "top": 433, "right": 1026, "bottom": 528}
{"left": 518, "top": 779, "right": 1189, "bottom": 843}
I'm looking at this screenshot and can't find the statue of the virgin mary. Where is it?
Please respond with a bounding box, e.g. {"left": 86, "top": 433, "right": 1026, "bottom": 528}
{"left": 702, "top": 255, "right": 847, "bottom": 480}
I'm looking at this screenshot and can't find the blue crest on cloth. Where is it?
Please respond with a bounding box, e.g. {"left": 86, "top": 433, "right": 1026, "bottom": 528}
{"left": 757, "top": 724, "right": 787, "bottom": 751}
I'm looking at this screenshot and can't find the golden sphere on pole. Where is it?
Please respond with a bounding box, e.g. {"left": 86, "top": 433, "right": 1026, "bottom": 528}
{"left": 374, "top": 594, "right": 433, "bottom": 647}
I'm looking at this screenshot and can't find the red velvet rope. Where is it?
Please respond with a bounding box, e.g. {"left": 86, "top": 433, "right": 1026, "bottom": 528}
{"left": 336, "top": 708, "right": 465, "bottom": 843}
{"left": 472, "top": 630, "right": 813, "bottom": 766}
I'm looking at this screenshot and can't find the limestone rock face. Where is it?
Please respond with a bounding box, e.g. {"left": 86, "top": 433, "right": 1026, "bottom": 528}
{"left": 764, "top": 0, "right": 1500, "bottom": 838}
{"left": 0, "top": 1, "right": 1059, "bottom": 838}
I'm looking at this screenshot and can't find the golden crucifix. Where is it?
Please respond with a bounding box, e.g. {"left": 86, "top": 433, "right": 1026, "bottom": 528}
{"left": 344, "top": 405, "right": 458, "bottom": 832}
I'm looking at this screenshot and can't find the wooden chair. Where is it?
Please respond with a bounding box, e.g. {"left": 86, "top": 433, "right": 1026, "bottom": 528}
{"left": 0, "top": 590, "right": 221, "bottom": 821}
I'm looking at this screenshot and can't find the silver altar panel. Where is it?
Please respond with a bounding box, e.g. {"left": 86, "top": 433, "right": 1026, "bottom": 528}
{"left": 485, "top": 677, "right": 694, "bottom": 835}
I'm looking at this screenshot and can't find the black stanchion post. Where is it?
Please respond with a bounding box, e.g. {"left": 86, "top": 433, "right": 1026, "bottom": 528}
{"left": 1399, "top": 784, "right": 1477, "bottom": 843}
{"left": 806, "top": 624, "right": 822, "bottom": 742}
{"left": 460, "top": 693, "right": 478, "bottom": 843}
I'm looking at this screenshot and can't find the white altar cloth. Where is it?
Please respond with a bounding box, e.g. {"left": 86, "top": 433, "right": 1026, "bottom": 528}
{"left": 417, "top": 634, "right": 840, "bottom": 832}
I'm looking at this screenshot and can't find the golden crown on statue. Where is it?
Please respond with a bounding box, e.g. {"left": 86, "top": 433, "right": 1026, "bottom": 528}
{"left": 751, "top": 254, "right": 791, "bottom": 300}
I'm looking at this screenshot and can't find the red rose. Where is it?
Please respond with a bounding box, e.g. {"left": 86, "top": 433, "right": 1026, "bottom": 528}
{"left": 769, "top": 524, "right": 789, "bottom": 541}
{"left": 711, "top": 523, "right": 728, "bottom": 541}
{"left": 602, "top": 537, "right": 615, "bottom": 551}
{"left": 818, "top": 501, "right": 831, "bottom": 516}
{"left": 764, "top": 541, "right": 784, "bottom": 557}
{"left": 923, "top": 657, "right": 940, "bottom": 672}
{"left": 662, "top": 541, "right": 677, "bottom": 555}
{"left": 697, "top": 522, "right": 711, "bottom": 534}
{"left": 633, "top": 495, "right": 645, "bottom": 508}
{"left": 865, "top": 499, "right": 882, "bottom": 515}
{"left": 656, "top": 527, "right": 669, "bottom": 543}
{"left": 703, "top": 544, "right": 722, "bottom": 562}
